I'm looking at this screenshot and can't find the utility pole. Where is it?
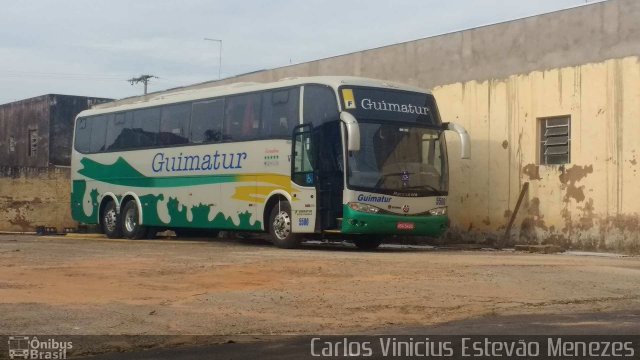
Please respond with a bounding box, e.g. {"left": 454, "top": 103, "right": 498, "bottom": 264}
{"left": 204, "top": 38, "right": 223, "bottom": 80}
{"left": 128, "top": 75, "right": 157, "bottom": 94}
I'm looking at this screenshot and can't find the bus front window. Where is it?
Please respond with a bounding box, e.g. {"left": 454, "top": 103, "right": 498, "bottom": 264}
{"left": 347, "top": 122, "right": 448, "bottom": 195}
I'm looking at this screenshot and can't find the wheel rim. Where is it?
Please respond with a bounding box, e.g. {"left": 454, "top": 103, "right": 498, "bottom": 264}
{"left": 273, "top": 210, "right": 291, "bottom": 240}
{"left": 104, "top": 208, "right": 117, "bottom": 233}
{"left": 124, "top": 207, "right": 137, "bottom": 233}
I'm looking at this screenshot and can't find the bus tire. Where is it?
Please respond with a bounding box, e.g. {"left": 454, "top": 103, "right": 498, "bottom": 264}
{"left": 268, "top": 201, "right": 302, "bottom": 249}
{"left": 353, "top": 237, "right": 383, "bottom": 250}
{"left": 101, "top": 200, "right": 122, "bottom": 239}
{"left": 121, "top": 201, "right": 148, "bottom": 240}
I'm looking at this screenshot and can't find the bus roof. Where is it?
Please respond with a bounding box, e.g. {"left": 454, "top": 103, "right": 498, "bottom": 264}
{"left": 81, "top": 76, "right": 432, "bottom": 117}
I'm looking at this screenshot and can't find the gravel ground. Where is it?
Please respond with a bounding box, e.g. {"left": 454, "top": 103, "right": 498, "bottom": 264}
{"left": 1, "top": 234, "right": 639, "bottom": 338}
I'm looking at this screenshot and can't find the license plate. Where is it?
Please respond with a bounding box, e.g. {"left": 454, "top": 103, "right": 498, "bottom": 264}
{"left": 397, "top": 222, "right": 415, "bottom": 230}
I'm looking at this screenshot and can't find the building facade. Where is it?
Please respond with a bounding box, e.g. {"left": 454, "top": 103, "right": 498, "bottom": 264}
{"left": 0, "top": 95, "right": 111, "bottom": 232}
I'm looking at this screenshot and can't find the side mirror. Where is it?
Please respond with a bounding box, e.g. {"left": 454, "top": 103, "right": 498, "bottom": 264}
{"left": 340, "top": 112, "right": 360, "bottom": 152}
{"left": 444, "top": 122, "right": 471, "bottom": 159}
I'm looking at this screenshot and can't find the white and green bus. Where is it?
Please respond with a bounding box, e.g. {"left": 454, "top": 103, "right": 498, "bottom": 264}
{"left": 71, "top": 76, "right": 469, "bottom": 249}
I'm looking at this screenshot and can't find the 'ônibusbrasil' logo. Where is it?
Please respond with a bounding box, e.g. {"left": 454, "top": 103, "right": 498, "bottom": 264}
{"left": 8, "top": 336, "right": 72, "bottom": 359}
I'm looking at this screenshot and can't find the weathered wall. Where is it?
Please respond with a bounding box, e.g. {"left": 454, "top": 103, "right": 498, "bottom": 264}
{"left": 0, "top": 167, "right": 74, "bottom": 232}
{"left": 0, "top": 96, "right": 50, "bottom": 167}
{"left": 435, "top": 56, "right": 640, "bottom": 252}
{"left": 0, "top": 95, "right": 111, "bottom": 232}
{"left": 0, "top": 95, "right": 112, "bottom": 168}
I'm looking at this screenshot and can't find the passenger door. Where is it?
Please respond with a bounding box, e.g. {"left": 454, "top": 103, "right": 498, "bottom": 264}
{"left": 290, "top": 124, "right": 317, "bottom": 233}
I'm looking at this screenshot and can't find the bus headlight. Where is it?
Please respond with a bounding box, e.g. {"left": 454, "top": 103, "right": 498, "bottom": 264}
{"left": 348, "top": 202, "right": 381, "bottom": 214}
{"left": 428, "top": 207, "right": 447, "bottom": 216}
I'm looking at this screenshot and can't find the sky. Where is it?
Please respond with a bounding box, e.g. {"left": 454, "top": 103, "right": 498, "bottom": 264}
{"left": 0, "top": 0, "right": 601, "bottom": 104}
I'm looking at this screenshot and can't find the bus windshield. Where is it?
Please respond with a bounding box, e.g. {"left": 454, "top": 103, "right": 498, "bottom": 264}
{"left": 347, "top": 121, "right": 448, "bottom": 196}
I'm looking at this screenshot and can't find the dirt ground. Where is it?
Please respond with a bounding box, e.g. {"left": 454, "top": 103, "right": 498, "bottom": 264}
{"left": 1, "top": 234, "right": 640, "bottom": 336}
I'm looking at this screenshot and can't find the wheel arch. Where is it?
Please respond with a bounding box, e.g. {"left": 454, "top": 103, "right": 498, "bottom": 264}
{"left": 120, "top": 192, "right": 144, "bottom": 224}
{"left": 98, "top": 193, "right": 120, "bottom": 224}
{"left": 263, "top": 191, "right": 291, "bottom": 233}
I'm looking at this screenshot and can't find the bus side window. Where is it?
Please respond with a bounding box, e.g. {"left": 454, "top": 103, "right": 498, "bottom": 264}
{"left": 89, "top": 115, "right": 109, "bottom": 153}
{"left": 191, "top": 99, "right": 224, "bottom": 143}
{"left": 293, "top": 130, "right": 315, "bottom": 186}
{"left": 105, "top": 113, "right": 129, "bottom": 151}
{"left": 224, "top": 93, "right": 261, "bottom": 141}
{"left": 74, "top": 117, "right": 92, "bottom": 153}
{"left": 262, "top": 88, "right": 299, "bottom": 138}
{"left": 159, "top": 103, "right": 191, "bottom": 145}
{"left": 132, "top": 108, "right": 161, "bottom": 148}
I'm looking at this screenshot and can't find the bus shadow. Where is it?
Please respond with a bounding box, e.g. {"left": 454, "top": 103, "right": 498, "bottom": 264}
{"left": 299, "top": 241, "right": 439, "bottom": 253}
{"left": 220, "top": 236, "right": 441, "bottom": 253}
{"left": 163, "top": 234, "right": 441, "bottom": 253}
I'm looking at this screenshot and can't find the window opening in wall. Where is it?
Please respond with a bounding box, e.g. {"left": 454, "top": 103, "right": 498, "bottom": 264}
{"left": 28, "top": 129, "right": 38, "bottom": 157}
{"left": 539, "top": 116, "right": 571, "bottom": 165}
{"left": 8, "top": 136, "right": 15, "bottom": 152}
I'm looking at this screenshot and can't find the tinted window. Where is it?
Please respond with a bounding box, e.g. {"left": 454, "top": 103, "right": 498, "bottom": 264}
{"left": 89, "top": 115, "right": 109, "bottom": 153}
{"left": 224, "top": 93, "right": 261, "bottom": 141}
{"left": 262, "top": 88, "right": 299, "bottom": 138}
{"left": 131, "top": 107, "right": 160, "bottom": 148}
{"left": 74, "top": 117, "right": 91, "bottom": 153}
{"left": 191, "top": 99, "right": 225, "bottom": 143}
{"left": 105, "top": 113, "right": 128, "bottom": 151}
{"left": 159, "top": 103, "right": 191, "bottom": 145}
{"left": 303, "top": 85, "right": 339, "bottom": 126}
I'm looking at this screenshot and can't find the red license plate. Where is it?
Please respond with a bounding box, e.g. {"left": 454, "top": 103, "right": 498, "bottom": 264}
{"left": 397, "top": 222, "right": 415, "bottom": 230}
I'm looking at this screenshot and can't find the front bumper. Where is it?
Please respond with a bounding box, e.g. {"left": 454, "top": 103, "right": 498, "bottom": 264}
{"left": 341, "top": 205, "right": 449, "bottom": 236}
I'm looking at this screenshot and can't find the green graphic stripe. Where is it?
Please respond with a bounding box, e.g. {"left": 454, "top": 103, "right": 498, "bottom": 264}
{"left": 78, "top": 157, "right": 240, "bottom": 188}
{"left": 70, "top": 179, "right": 262, "bottom": 230}
{"left": 139, "top": 193, "right": 262, "bottom": 230}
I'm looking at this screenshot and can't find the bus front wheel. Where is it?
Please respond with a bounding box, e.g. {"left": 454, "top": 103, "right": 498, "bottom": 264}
{"left": 121, "top": 201, "right": 148, "bottom": 239}
{"left": 268, "top": 201, "right": 302, "bottom": 249}
{"left": 101, "top": 200, "right": 122, "bottom": 239}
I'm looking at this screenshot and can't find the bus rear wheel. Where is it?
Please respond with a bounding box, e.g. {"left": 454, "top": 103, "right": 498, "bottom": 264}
{"left": 101, "top": 200, "right": 122, "bottom": 239}
{"left": 121, "top": 201, "right": 148, "bottom": 239}
{"left": 268, "top": 201, "right": 302, "bottom": 249}
{"left": 353, "top": 237, "right": 383, "bottom": 250}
